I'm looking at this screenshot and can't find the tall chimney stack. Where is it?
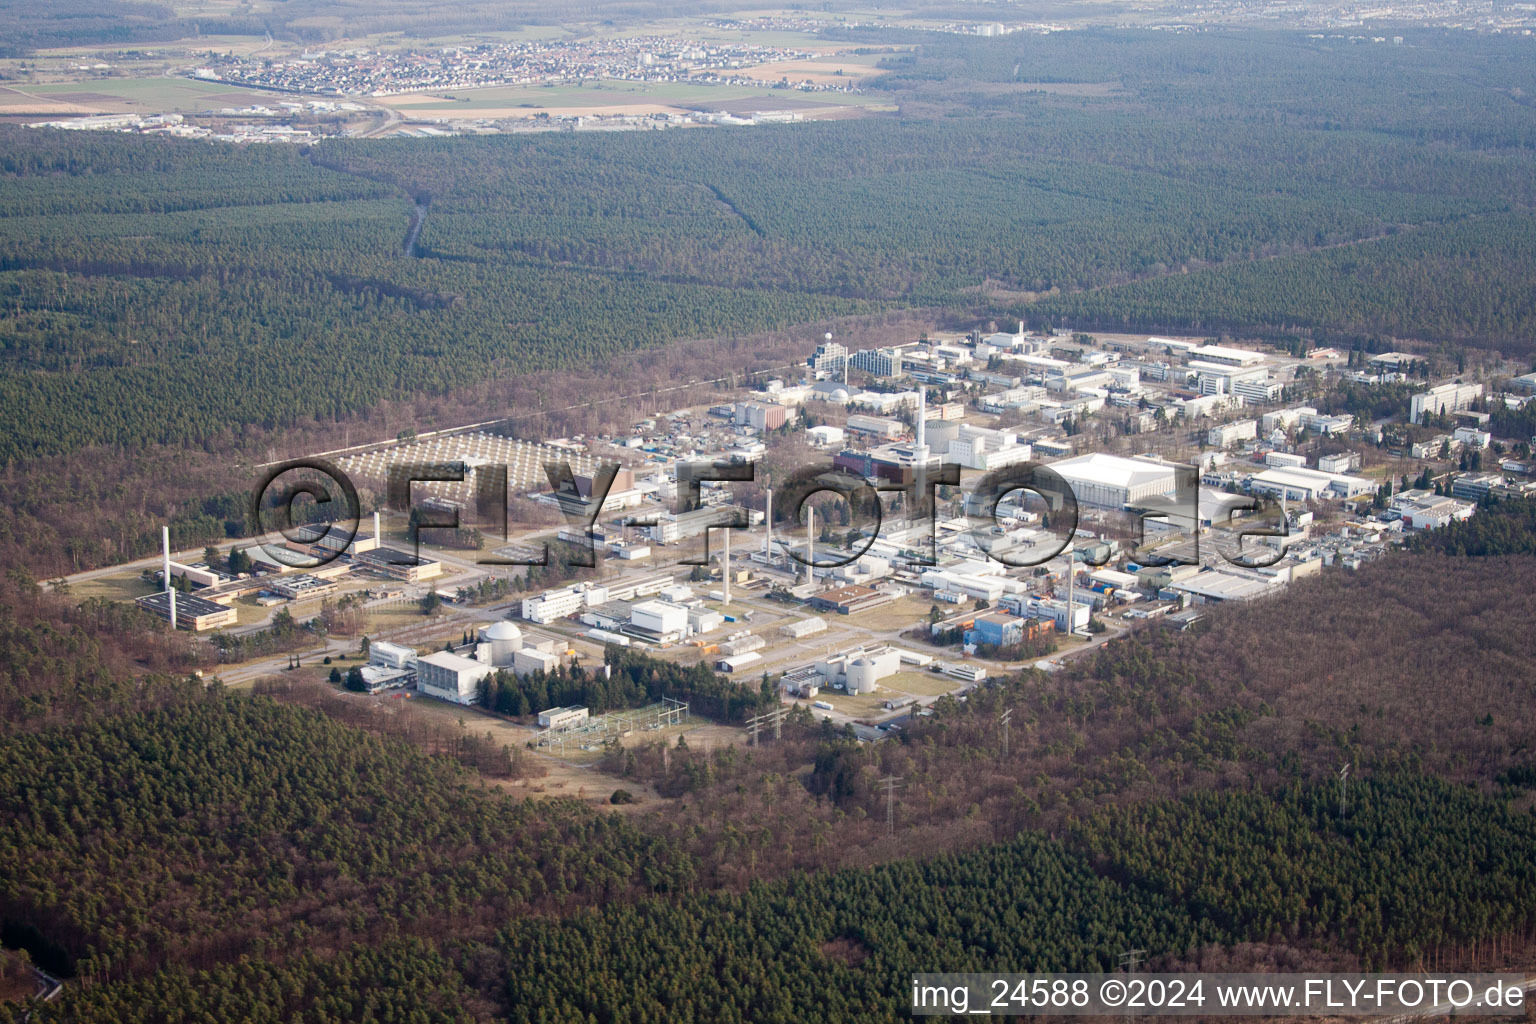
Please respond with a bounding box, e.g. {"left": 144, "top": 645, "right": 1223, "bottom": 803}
{"left": 162, "top": 526, "right": 177, "bottom": 630}
{"left": 764, "top": 488, "right": 774, "bottom": 560}
{"left": 805, "top": 505, "right": 815, "bottom": 587}
{"left": 915, "top": 385, "right": 928, "bottom": 460}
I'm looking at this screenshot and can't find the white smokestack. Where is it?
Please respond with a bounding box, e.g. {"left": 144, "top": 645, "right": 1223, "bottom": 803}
{"left": 722, "top": 525, "right": 731, "bottom": 606}
{"left": 162, "top": 526, "right": 172, "bottom": 593}
{"left": 169, "top": 587, "right": 177, "bottom": 631}
{"left": 373, "top": 510, "right": 381, "bottom": 543}
{"left": 805, "top": 505, "right": 815, "bottom": 587}
{"left": 915, "top": 386, "right": 928, "bottom": 461}
{"left": 764, "top": 488, "right": 773, "bottom": 559}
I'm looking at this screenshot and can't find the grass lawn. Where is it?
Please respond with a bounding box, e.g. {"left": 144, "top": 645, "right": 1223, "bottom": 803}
{"left": 845, "top": 594, "right": 932, "bottom": 630}
{"left": 878, "top": 669, "right": 955, "bottom": 698}
{"left": 71, "top": 572, "right": 157, "bottom": 603}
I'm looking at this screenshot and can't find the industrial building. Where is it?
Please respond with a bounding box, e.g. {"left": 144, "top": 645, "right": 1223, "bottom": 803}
{"left": 353, "top": 546, "right": 443, "bottom": 582}
{"left": 1166, "top": 570, "right": 1281, "bottom": 604}
{"left": 538, "top": 706, "right": 589, "bottom": 730}
{"left": 780, "top": 617, "right": 828, "bottom": 639}
{"left": 807, "top": 584, "right": 895, "bottom": 615}
{"left": 643, "top": 504, "right": 758, "bottom": 544}
{"left": 1390, "top": 490, "right": 1477, "bottom": 530}
{"left": 715, "top": 652, "right": 763, "bottom": 673}
{"left": 136, "top": 591, "right": 238, "bottom": 631}
{"left": 267, "top": 574, "right": 339, "bottom": 601}
{"left": 629, "top": 599, "right": 689, "bottom": 640}
{"left": 812, "top": 646, "right": 903, "bottom": 694}
{"left": 924, "top": 421, "right": 1034, "bottom": 471}
{"left": 1048, "top": 452, "right": 1180, "bottom": 510}
{"left": 844, "top": 414, "right": 905, "bottom": 441}
{"left": 734, "top": 402, "right": 790, "bottom": 431}
{"left": 1250, "top": 466, "right": 1374, "bottom": 502}
{"left": 369, "top": 641, "right": 419, "bottom": 671}
{"left": 522, "top": 585, "right": 587, "bottom": 623}
{"left": 416, "top": 651, "right": 493, "bottom": 705}
{"left": 964, "top": 611, "right": 1053, "bottom": 648}
{"left": 1188, "top": 344, "right": 1266, "bottom": 367}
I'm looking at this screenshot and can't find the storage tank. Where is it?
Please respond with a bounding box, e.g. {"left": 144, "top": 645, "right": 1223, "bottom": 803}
{"left": 477, "top": 620, "right": 523, "bottom": 667}
{"left": 846, "top": 657, "right": 880, "bottom": 695}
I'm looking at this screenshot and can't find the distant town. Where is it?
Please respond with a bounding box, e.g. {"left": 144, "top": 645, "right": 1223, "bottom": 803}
{"left": 191, "top": 36, "right": 860, "bottom": 98}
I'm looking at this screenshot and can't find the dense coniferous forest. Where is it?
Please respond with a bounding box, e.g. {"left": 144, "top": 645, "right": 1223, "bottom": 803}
{"left": 0, "top": 694, "right": 693, "bottom": 981}
{"left": 481, "top": 647, "right": 775, "bottom": 721}
{"left": 1409, "top": 495, "right": 1536, "bottom": 556}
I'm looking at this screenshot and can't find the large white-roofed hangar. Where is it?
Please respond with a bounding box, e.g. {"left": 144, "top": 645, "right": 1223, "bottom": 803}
{"left": 1047, "top": 453, "right": 1181, "bottom": 509}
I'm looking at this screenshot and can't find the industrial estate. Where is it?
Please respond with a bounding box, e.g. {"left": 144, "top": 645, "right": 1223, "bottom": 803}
{"left": 116, "top": 323, "right": 1536, "bottom": 750}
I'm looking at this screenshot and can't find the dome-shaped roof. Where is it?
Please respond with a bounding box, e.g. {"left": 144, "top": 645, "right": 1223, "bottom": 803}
{"left": 479, "top": 621, "right": 522, "bottom": 641}
{"left": 830, "top": 388, "right": 850, "bottom": 402}
{"left": 850, "top": 657, "right": 873, "bottom": 667}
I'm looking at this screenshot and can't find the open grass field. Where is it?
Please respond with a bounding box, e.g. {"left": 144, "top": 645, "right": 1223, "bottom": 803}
{"left": 877, "top": 668, "right": 955, "bottom": 698}
{"left": 814, "top": 690, "right": 886, "bottom": 718}
{"left": 843, "top": 594, "right": 934, "bottom": 631}
{"left": 70, "top": 571, "right": 158, "bottom": 604}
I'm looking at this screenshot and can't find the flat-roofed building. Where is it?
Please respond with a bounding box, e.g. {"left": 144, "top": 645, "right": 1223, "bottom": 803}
{"left": 1167, "top": 570, "right": 1281, "bottom": 603}
{"left": 1250, "top": 466, "right": 1374, "bottom": 502}
{"left": 850, "top": 347, "right": 900, "bottom": 377}
{"left": 268, "top": 574, "right": 339, "bottom": 601}
{"left": 136, "top": 591, "right": 239, "bottom": 631}
{"left": 368, "top": 641, "right": 418, "bottom": 672}
{"left": 538, "top": 705, "right": 589, "bottom": 730}
{"left": 1410, "top": 381, "right": 1483, "bottom": 424}
{"left": 416, "top": 651, "right": 492, "bottom": 705}
{"left": 1048, "top": 452, "right": 1180, "bottom": 509}
{"left": 1188, "top": 344, "right": 1266, "bottom": 367}
{"left": 1207, "top": 419, "right": 1258, "bottom": 447}
{"left": 844, "top": 414, "right": 905, "bottom": 440}
{"left": 807, "top": 584, "right": 895, "bottom": 615}
{"left": 354, "top": 546, "right": 442, "bottom": 582}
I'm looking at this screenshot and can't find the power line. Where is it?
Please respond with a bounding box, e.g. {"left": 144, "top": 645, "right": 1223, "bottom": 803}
{"left": 745, "top": 706, "right": 788, "bottom": 746}
{"left": 1119, "top": 948, "right": 1146, "bottom": 1024}
{"left": 1000, "top": 708, "right": 1012, "bottom": 760}
{"left": 878, "top": 775, "right": 903, "bottom": 837}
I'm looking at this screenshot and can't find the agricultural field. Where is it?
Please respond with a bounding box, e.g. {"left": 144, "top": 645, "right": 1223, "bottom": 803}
{"left": 0, "top": 78, "right": 283, "bottom": 114}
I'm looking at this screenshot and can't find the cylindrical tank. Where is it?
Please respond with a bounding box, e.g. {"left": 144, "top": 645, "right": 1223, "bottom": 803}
{"left": 846, "top": 658, "right": 879, "bottom": 694}
{"left": 478, "top": 620, "right": 523, "bottom": 667}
